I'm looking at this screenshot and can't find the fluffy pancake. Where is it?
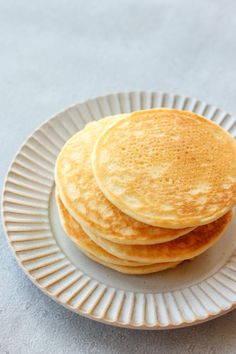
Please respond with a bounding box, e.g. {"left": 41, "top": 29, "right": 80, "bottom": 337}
{"left": 81, "top": 250, "right": 181, "bottom": 275}
{"left": 56, "top": 194, "right": 180, "bottom": 271}
{"left": 57, "top": 194, "right": 145, "bottom": 266}
{"left": 55, "top": 115, "right": 193, "bottom": 245}
{"left": 92, "top": 109, "right": 236, "bottom": 228}
{"left": 82, "top": 211, "right": 233, "bottom": 263}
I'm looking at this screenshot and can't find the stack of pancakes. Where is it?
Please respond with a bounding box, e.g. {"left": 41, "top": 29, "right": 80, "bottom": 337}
{"left": 55, "top": 109, "right": 236, "bottom": 274}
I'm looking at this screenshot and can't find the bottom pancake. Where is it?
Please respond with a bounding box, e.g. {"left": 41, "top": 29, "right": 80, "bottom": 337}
{"left": 56, "top": 195, "right": 179, "bottom": 271}
{"left": 82, "top": 250, "right": 181, "bottom": 274}
{"left": 82, "top": 211, "right": 233, "bottom": 263}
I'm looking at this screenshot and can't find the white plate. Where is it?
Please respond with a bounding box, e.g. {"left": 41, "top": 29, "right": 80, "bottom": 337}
{"left": 2, "top": 91, "right": 236, "bottom": 329}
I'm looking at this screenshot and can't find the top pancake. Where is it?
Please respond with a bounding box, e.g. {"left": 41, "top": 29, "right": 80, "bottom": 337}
{"left": 55, "top": 115, "right": 193, "bottom": 245}
{"left": 92, "top": 109, "right": 236, "bottom": 228}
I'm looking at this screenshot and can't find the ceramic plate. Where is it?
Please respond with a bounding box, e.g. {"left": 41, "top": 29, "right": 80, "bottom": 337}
{"left": 2, "top": 91, "right": 236, "bottom": 329}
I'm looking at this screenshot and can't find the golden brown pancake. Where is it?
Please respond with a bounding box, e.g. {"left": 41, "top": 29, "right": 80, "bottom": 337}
{"left": 82, "top": 211, "right": 233, "bottom": 263}
{"left": 55, "top": 115, "right": 193, "bottom": 245}
{"left": 92, "top": 109, "right": 236, "bottom": 228}
{"left": 56, "top": 194, "right": 181, "bottom": 271}
{"left": 82, "top": 250, "right": 181, "bottom": 275}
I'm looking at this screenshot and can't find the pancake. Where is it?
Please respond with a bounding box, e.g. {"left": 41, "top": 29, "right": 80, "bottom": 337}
{"left": 82, "top": 211, "right": 233, "bottom": 263}
{"left": 56, "top": 194, "right": 180, "bottom": 271}
{"left": 57, "top": 194, "right": 145, "bottom": 266}
{"left": 55, "top": 115, "right": 193, "bottom": 245}
{"left": 92, "top": 109, "right": 236, "bottom": 228}
{"left": 81, "top": 250, "right": 181, "bottom": 275}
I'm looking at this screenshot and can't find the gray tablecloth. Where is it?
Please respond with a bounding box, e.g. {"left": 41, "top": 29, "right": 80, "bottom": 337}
{"left": 1, "top": 1, "right": 236, "bottom": 353}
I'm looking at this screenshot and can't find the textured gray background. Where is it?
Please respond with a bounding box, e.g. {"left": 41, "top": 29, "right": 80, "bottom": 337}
{"left": 1, "top": 0, "right": 236, "bottom": 353}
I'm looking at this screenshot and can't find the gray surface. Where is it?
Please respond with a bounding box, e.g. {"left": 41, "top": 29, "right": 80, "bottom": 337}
{"left": 1, "top": 0, "right": 236, "bottom": 353}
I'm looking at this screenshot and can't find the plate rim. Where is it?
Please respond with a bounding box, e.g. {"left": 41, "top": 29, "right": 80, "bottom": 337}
{"left": 2, "top": 90, "right": 236, "bottom": 330}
